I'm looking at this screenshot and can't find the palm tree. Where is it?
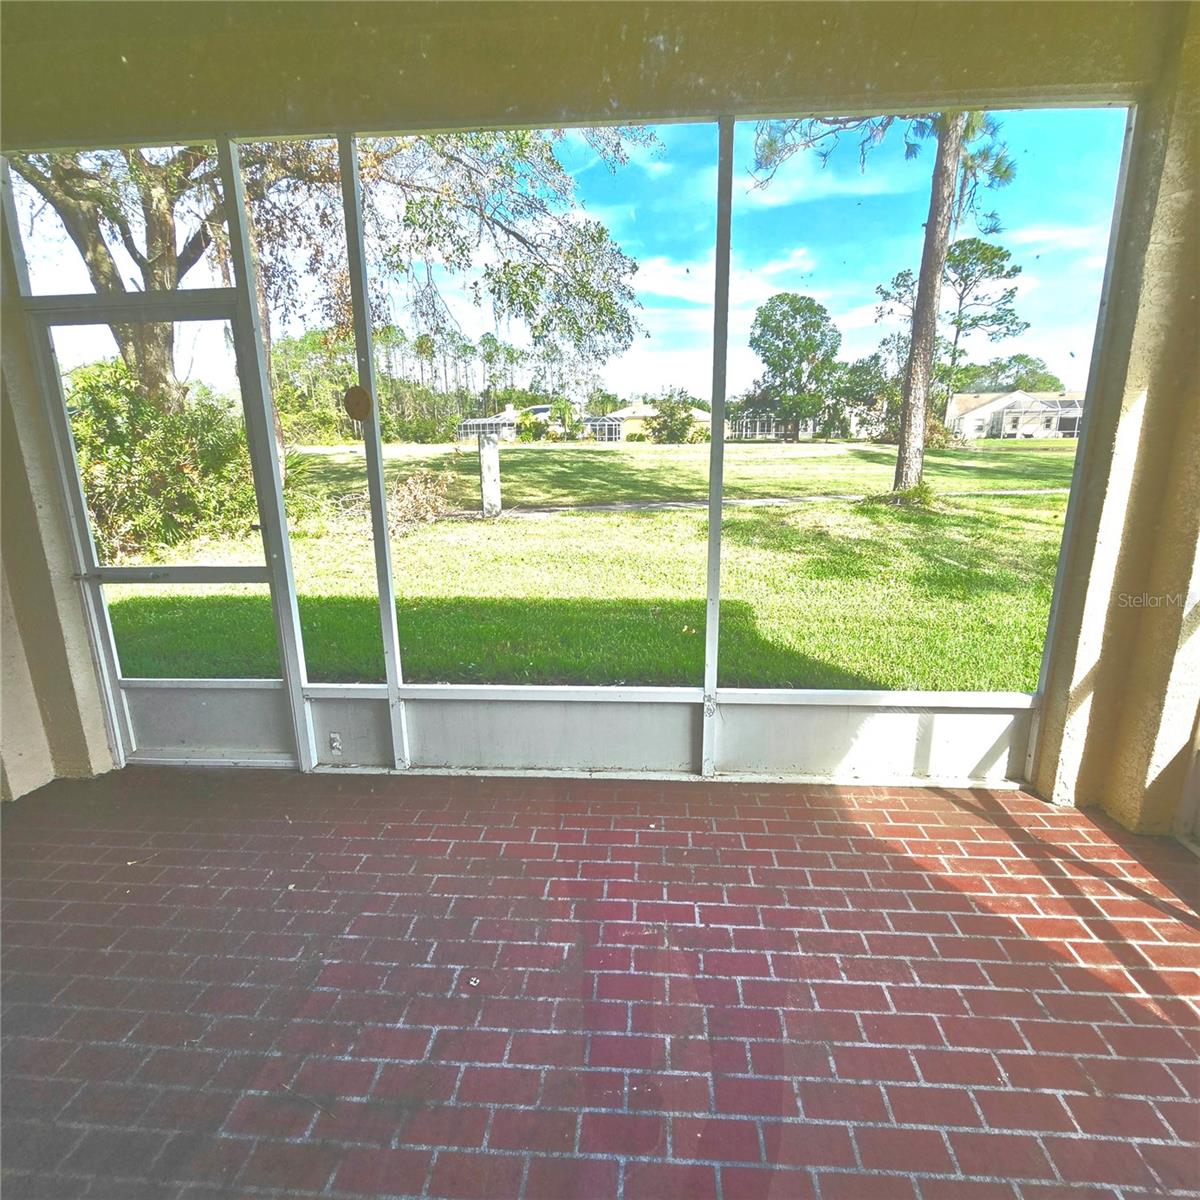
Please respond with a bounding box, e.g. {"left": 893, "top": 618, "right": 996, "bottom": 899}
{"left": 753, "top": 110, "right": 1015, "bottom": 493}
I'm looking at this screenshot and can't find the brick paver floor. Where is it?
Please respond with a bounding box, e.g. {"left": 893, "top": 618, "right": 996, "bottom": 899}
{"left": 2, "top": 768, "right": 1198, "bottom": 1199}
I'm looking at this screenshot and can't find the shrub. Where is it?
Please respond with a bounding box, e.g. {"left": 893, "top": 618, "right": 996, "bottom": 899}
{"left": 860, "top": 479, "right": 937, "bottom": 509}
{"left": 383, "top": 412, "right": 460, "bottom": 444}
{"left": 279, "top": 448, "right": 330, "bottom": 524}
{"left": 516, "top": 411, "right": 549, "bottom": 442}
{"left": 277, "top": 402, "right": 352, "bottom": 445}
{"left": 625, "top": 432, "right": 647, "bottom": 442}
{"left": 686, "top": 425, "right": 711, "bottom": 443}
{"left": 924, "top": 416, "right": 965, "bottom": 449}
{"left": 645, "top": 395, "right": 696, "bottom": 444}
{"left": 66, "top": 359, "right": 259, "bottom": 559}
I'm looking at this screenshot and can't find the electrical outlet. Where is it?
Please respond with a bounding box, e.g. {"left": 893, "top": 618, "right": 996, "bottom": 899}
{"left": 329, "top": 732, "right": 343, "bottom": 756}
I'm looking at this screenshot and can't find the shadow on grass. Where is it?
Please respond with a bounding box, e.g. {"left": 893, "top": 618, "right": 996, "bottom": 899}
{"left": 107, "top": 595, "right": 887, "bottom": 689}
{"left": 297, "top": 445, "right": 712, "bottom": 509}
{"left": 295, "top": 440, "right": 1077, "bottom": 513}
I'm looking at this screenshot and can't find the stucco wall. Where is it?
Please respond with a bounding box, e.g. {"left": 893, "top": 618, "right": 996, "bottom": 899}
{"left": 1, "top": 242, "right": 115, "bottom": 800}
{"left": 1029, "top": 6, "right": 1199, "bottom": 831}
{"left": 1, "top": 564, "right": 54, "bottom": 800}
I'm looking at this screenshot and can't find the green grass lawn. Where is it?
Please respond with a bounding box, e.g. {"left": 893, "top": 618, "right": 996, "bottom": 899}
{"left": 107, "top": 438, "right": 1073, "bottom": 691}
{"left": 298, "top": 436, "right": 1078, "bottom": 509}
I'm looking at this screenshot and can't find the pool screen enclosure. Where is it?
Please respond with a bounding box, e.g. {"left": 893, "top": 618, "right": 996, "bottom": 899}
{"left": 3, "top": 103, "right": 1131, "bottom": 784}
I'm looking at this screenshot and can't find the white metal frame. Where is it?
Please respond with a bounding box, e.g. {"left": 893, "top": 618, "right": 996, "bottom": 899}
{"left": 3, "top": 98, "right": 1140, "bottom": 783}
{"left": 338, "top": 133, "right": 410, "bottom": 769}
{"left": 457, "top": 415, "right": 516, "bottom": 440}
{"left": 1, "top": 144, "right": 324, "bottom": 770}
{"left": 217, "top": 138, "right": 317, "bottom": 769}
{"left": 701, "top": 116, "right": 734, "bottom": 777}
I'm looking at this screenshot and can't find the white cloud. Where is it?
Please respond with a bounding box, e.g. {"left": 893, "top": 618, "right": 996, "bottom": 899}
{"left": 636, "top": 244, "right": 820, "bottom": 313}
{"left": 1012, "top": 272, "right": 1042, "bottom": 299}
{"left": 602, "top": 344, "right": 712, "bottom": 398}
{"left": 998, "top": 324, "right": 1098, "bottom": 391}
{"left": 737, "top": 151, "right": 914, "bottom": 209}
{"left": 830, "top": 300, "right": 884, "bottom": 332}
{"left": 635, "top": 256, "right": 713, "bottom": 305}
{"left": 758, "top": 247, "right": 817, "bottom": 277}
{"left": 1006, "top": 223, "right": 1109, "bottom": 253}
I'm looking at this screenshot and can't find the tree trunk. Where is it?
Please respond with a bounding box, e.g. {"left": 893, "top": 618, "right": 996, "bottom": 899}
{"left": 894, "top": 111, "right": 967, "bottom": 491}
{"left": 116, "top": 322, "right": 182, "bottom": 412}
{"left": 944, "top": 315, "right": 965, "bottom": 422}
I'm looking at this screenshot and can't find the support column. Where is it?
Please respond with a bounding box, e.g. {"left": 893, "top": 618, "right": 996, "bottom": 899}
{"left": 1030, "top": 7, "right": 1199, "bottom": 831}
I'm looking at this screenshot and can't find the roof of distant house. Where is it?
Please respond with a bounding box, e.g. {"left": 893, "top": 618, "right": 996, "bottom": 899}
{"left": 950, "top": 389, "right": 1085, "bottom": 417}
{"left": 603, "top": 400, "right": 712, "bottom": 422}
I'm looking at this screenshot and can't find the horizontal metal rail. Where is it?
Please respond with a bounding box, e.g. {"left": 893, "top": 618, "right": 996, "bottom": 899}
{"left": 297, "top": 682, "right": 1034, "bottom": 709}
{"left": 119, "top": 678, "right": 1039, "bottom": 719}
{"left": 716, "top": 689, "right": 1038, "bottom": 710}
{"left": 119, "top": 677, "right": 285, "bottom": 690}
{"left": 81, "top": 565, "right": 271, "bottom": 585}
{"left": 302, "top": 683, "right": 389, "bottom": 700}
{"left": 307, "top": 683, "right": 707, "bottom": 704}
{"left": 21, "top": 288, "right": 238, "bottom": 323}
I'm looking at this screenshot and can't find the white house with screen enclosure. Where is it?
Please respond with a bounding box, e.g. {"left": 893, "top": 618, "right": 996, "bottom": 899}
{"left": 946, "top": 391, "right": 1085, "bottom": 440}
{"left": 584, "top": 398, "right": 716, "bottom": 441}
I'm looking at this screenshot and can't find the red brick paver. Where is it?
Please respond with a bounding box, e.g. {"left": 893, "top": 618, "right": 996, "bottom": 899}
{"left": 2, "top": 768, "right": 1198, "bottom": 1198}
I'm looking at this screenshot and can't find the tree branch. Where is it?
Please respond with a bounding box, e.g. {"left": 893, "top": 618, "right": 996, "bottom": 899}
{"left": 176, "top": 206, "right": 220, "bottom": 277}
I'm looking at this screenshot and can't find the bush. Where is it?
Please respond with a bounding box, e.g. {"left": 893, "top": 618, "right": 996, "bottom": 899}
{"left": 924, "top": 416, "right": 965, "bottom": 449}
{"left": 860, "top": 479, "right": 937, "bottom": 509}
{"left": 686, "top": 425, "right": 711, "bottom": 443}
{"left": 625, "top": 432, "right": 647, "bottom": 442}
{"left": 66, "top": 359, "right": 259, "bottom": 560}
{"left": 277, "top": 402, "right": 352, "bottom": 445}
{"left": 386, "top": 413, "right": 459, "bottom": 443}
{"left": 279, "top": 448, "right": 330, "bottom": 524}
{"left": 645, "top": 396, "right": 695, "bottom": 444}
{"left": 516, "top": 411, "right": 549, "bottom": 442}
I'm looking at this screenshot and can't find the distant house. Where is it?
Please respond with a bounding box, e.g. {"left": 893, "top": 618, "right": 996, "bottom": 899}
{"left": 457, "top": 403, "right": 559, "bottom": 442}
{"left": 946, "top": 390, "right": 1085, "bottom": 440}
{"left": 584, "top": 398, "right": 715, "bottom": 442}
{"left": 729, "top": 414, "right": 816, "bottom": 441}
{"left": 457, "top": 403, "right": 520, "bottom": 441}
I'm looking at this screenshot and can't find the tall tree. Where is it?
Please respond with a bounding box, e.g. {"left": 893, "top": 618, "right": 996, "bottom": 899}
{"left": 833, "top": 353, "right": 899, "bottom": 440}
{"left": 875, "top": 268, "right": 918, "bottom": 326}
{"left": 940, "top": 237, "right": 1028, "bottom": 407}
{"left": 956, "top": 353, "right": 1065, "bottom": 393}
{"left": 753, "top": 111, "right": 1015, "bottom": 491}
{"left": 747, "top": 293, "right": 842, "bottom": 433}
{"left": 891, "top": 112, "right": 966, "bottom": 489}
{"left": 9, "top": 130, "right": 650, "bottom": 412}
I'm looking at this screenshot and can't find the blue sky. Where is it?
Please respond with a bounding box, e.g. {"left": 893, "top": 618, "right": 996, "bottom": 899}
{"left": 557, "top": 106, "right": 1128, "bottom": 397}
